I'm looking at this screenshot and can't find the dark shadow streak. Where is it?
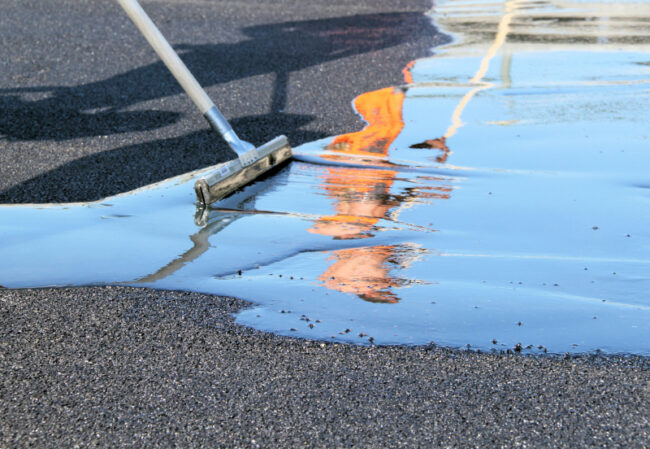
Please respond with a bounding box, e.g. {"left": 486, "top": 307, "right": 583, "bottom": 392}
{"left": 0, "top": 12, "right": 435, "bottom": 141}
{"left": 0, "top": 113, "right": 320, "bottom": 203}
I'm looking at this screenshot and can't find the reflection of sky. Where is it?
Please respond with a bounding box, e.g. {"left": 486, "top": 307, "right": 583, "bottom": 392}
{"left": 2, "top": 0, "right": 650, "bottom": 354}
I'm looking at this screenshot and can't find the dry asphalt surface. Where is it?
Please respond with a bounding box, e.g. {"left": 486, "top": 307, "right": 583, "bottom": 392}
{"left": 1, "top": 0, "right": 648, "bottom": 447}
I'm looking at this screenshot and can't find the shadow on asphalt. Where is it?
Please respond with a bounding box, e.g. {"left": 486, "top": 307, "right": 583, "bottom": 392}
{"left": 0, "top": 12, "right": 439, "bottom": 202}
{"left": 0, "top": 12, "right": 431, "bottom": 140}
{"left": 0, "top": 113, "right": 321, "bottom": 203}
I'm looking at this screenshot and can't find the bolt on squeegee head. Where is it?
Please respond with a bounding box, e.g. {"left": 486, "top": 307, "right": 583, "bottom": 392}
{"left": 194, "top": 135, "right": 292, "bottom": 206}
{"left": 237, "top": 147, "right": 260, "bottom": 167}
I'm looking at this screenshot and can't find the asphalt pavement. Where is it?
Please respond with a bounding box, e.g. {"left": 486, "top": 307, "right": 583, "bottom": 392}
{"left": 1, "top": 0, "right": 648, "bottom": 447}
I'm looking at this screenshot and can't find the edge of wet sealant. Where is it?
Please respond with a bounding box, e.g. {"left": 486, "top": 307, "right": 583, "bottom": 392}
{"left": 3, "top": 284, "right": 648, "bottom": 361}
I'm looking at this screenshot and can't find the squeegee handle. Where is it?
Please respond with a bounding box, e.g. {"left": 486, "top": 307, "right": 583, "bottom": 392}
{"left": 116, "top": 0, "right": 257, "bottom": 160}
{"left": 116, "top": 0, "right": 214, "bottom": 113}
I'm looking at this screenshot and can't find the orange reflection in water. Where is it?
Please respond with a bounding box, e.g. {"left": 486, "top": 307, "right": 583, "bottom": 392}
{"left": 311, "top": 86, "right": 404, "bottom": 240}
{"left": 320, "top": 245, "right": 411, "bottom": 303}
{"left": 310, "top": 80, "right": 449, "bottom": 303}
{"left": 310, "top": 167, "right": 399, "bottom": 240}
{"left": 327, "top": 86, "right": 405, "bottom": 158}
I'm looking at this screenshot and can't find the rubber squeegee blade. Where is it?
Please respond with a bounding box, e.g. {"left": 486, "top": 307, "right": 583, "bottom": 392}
{"left": 194, "top": 135, "right": 292, "bottom": 205}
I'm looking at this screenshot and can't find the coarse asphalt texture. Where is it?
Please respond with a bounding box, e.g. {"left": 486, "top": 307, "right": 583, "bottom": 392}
{"left": 1, "top": 0, "right": 648, "bottom": 448}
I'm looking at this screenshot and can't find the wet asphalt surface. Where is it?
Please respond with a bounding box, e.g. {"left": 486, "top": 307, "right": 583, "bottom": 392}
{"left": 1, "top": 0, "right": 648, "bottom": 447}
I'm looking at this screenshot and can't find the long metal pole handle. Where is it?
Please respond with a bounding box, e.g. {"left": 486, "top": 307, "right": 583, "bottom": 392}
{"left": 116, "top": 0, "right": 256, "bottom": 160}
{"left": 116, "top": 0, "right": 214, "bottom": 113}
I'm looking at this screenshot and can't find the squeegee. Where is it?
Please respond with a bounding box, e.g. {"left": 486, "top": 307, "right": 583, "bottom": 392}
{"left": 116, "top": 0, "right": 292, "bottom": 205}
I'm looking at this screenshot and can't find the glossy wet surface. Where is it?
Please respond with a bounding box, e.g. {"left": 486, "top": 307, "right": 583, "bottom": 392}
{"left": 2, "top": 0, "right": 649, "bottom": 354}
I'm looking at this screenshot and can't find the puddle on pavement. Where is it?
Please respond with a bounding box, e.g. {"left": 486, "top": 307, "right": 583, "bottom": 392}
{"left": 2, "top": 0, "right": 650, "bottom": 354}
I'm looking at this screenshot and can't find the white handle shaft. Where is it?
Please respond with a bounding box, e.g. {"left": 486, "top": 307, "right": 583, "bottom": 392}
{"left": 116, "top": 0, "right": 214, "bottom": 113}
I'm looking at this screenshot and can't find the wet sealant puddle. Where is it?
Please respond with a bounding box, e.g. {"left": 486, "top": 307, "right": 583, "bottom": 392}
{"left": 2, "top": 0, "right": 650, "bottom": 354}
